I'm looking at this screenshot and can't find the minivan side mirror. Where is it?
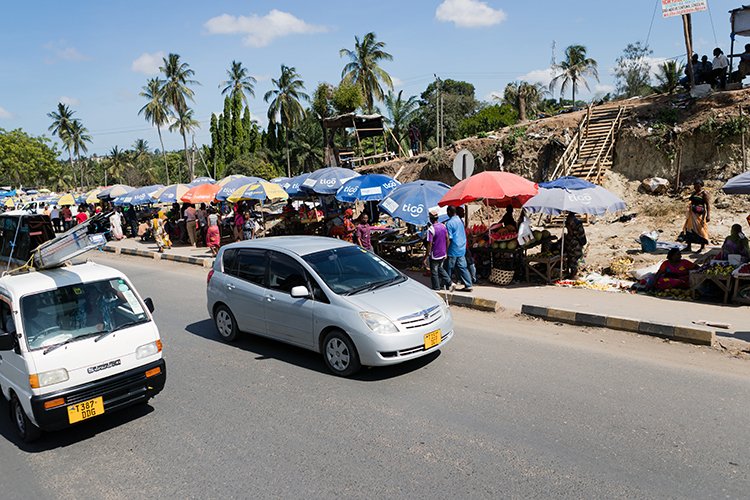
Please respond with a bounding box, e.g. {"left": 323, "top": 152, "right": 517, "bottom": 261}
{"left": 290, "top": 286, "right": 311, "bottom": 299}
{"left": 144, "top": 297, "right": 155, "bottom": 313}
{"left": 0, "top": 330, "right": 16, "bottom": 351}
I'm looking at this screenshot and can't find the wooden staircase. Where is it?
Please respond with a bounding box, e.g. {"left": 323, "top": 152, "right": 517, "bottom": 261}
{"left": 549, "top": 104, "right": 627, "bottom": 184}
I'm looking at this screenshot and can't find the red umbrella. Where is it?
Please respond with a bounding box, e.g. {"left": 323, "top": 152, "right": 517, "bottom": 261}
{"left": 438, "top": 171, "right": 538, "bottom": 208}
{"left": 180, "top": 183, "right": 221, "bottom": 204}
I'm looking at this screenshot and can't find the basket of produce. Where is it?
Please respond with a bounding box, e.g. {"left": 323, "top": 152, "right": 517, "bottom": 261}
{"left": 489, "top": 268, "right": 514, "bottom": 286}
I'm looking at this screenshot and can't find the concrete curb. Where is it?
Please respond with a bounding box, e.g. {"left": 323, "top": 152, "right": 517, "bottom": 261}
{"left": 521, "top": 304, "right": 715, "bottom": 346}
{"left": 438, "top": 291, "right": 500, "bottom": 313}
{"left": 103, "top": 244, "right": 214, "bottom": 269}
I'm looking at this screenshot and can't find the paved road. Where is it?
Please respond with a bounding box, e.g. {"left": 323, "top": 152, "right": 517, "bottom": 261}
{"left": 0, "top": 253, "right": 748, "bottom": 499}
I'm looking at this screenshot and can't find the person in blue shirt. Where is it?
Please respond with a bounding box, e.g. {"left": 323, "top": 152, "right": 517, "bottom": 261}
{"left": 444, "top": 205, "right": 473, "bottom": 291}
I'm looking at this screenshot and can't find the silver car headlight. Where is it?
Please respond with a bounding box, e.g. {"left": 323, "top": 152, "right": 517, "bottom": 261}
{"left": 30, "top": 368, "right": 69, "bottom": 388}
{"left": 359, "top": 311, "right": 399, "bottom": 334}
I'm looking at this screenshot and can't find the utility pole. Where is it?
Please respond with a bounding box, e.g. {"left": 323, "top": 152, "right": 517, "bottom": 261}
{"left": 682, "top": 14, "right": 695, "bottom": 89}
{"left": 434, "top": 75, "right": 441, "bottom": 148}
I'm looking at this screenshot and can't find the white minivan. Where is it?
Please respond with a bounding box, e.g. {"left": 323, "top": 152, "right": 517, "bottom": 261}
{"left": 0, "top": 261, "right": 166, "bottom": 442}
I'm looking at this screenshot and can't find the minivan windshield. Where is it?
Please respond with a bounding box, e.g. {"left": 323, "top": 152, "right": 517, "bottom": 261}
{"left": 21, "top": 278, "right": 150, "bottom": 351}
{"left": 303, "top": 246, "right": 404, "bottom": 295}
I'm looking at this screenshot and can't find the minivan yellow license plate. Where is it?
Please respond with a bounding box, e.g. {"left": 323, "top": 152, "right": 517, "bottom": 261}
{"left": 67, "top": 397, "right": 104, "bottom": 424}
{"left": 424, "top": 330, "right": 441, "bottom": 349}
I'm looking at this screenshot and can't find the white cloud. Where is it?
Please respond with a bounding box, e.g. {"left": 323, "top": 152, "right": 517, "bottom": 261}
{"left": 391, "top": 76, "right": 404, "bottom": 88}
{"left": 43, "top": 40, "right": 89, "bottom": 63}
{"left": 0, "top": 106, "right": 12, "bottom": 119}
{"left": 59, "top": 96, "right": 79, "bottom": 106}
{"left": 131, "top": 51, "right": 165, "bottom": 75}
{"left": 594, "top": 84, "right": 615, "bottom": 94}
{"left": 204, "top": 9, "right": 327, "bottom": 47}
{"left": 435, "top": 0, "right": 507, "bottom": 28}
{"left": 517, "top": 68, "right": 555, "bottom": 86}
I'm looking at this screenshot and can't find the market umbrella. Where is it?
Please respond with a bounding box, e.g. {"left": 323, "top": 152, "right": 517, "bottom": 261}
{"left": 215, "top": 176, "right": 265, "bottom": 201}
{"left": 84, "top": 188, "right": 102, "bottom": 204}
{"left": 378, "top": 180, "right": 451, "bottom": 226}
{"left": 97, "top": 184, "right": 134, "bottom": 201}
{"left": 226, "top": 181, "right": 288, "bottom": 203}
{"left": 722, "top": 170, "right": 750, "bottom": 194}
{"left": 300, "top": 167, "right": 360, "bottom": 195}
{"left": 438, "top": 171, "right": 538, "bottom": 208}
{"left": 153, "top": 184, "right": 190, "bottom": 204}
{"left": 217, "top": 174, "right": 246, "bottom": 187}
{"left": 278, "top": 173, "right": 311, "bottom": 197}
{"left": 522, "top": 177, "right": 626, "bottom": 276}
{"left": 180, "top": 183, "right": 221, "bottom": 204}
{"left": 57, "top": 193, "right": 77, "bottom": 206}
{"left": 271, "top": 176, "right": 290, "bottom": 184}
{"left": 4, "top": 198, "right": 14, "bottom": 208}
{"left": 335, "top": 174, "right": 400, "bottom": 203}
{"left": 113, "top": 184, "right": 164, "bottom": 206}
{"left": 188, "top": 176, "right": 216, "bottom": 186}
{"left": 26, "top": 189, "right": 38, "bottom": 195}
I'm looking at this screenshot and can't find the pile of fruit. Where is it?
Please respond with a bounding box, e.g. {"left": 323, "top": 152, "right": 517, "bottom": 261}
{"left": 653, "top": 288, "right": 692, "bottom": 300}
{"left": 734, "top": 263, "right": 750, "bottom": 276}
{"left": 609, "top": 257, "right": 634, "bottom": 277}
{"left": 702, "top": 263, "right": 735, "bottom": 277}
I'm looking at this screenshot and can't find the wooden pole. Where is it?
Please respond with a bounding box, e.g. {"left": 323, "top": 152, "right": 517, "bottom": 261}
{"left": 741, "top": 105, "right": 747, "bottom": 170}
{"left": 674, "top": 145, "right": 682, "bottom": 194}
{"left": 682, "top": 14, "right": 695, "bottom": 89}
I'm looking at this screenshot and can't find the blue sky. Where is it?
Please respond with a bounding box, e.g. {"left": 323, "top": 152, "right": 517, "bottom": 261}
{"left": 0, "top": 0, "right": 741, "bottom": 157}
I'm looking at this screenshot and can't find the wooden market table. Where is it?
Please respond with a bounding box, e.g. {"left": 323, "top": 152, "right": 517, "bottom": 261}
{"left": 733, "top": 274, "right": 750, "bottom": 305}
{"left": 525, "top": 254, "right": 562, "bottom": 284}
{"left": 689, "top": 271, "right": 733, "bottom": 304}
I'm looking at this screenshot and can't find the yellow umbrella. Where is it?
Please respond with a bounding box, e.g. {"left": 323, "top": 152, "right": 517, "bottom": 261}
{"left": 226, "top": 181, "right": 289, "bottom": 203}
{"left": 57, "top": 194, "right": 76, "bottom": 206}
{"left": 4, "top": 198, "right": 15, "bottom": 208}
{"left": 217, "top": 174, "right": 247, "bottom": 187}
{"left": 85, "top": 189, "right": 102, "bottom": 204}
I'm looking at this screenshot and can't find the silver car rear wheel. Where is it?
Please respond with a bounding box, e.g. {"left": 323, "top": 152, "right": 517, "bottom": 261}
{"left": 214, "top": 305, "right": 239, "bottom": 342}
{"left": 322, "top": 330, "right": 361, "bottom": 377}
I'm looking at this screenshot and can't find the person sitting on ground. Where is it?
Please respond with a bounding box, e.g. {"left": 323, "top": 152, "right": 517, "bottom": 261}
{"left": 654, "top": 248, "right": 696, "bottom": 291}
{"left": 697, "top": 55, "right": 713, "bottom": 84}
{"left": 719, "top": 223, "right": 750, "bottom": 262}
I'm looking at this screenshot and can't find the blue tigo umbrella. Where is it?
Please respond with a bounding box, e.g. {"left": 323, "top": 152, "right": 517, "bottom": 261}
{"left": 722, "top": 171, "right": 750, "bottom": 194}
{"left": 300, "top": 167, "right": 360, "bottom": 195}
{"left": 153, "top": 184, "right": 190, "bottom": 204}
{"left": 189, "top": 176, "right": 216, "bottom": 186}
{"left": 113, "top": 184, "right": 164, "bottom": 206}
{"left": 378, "top": 180, "right": 451, "bottom": 226}
{"left": 215, "top": 176, "right": 265, "bottom": 201}
{"left": 539, "top": 176, "right": 596, "bottom": 190}
{"left": 277, "top": 173, "right": 311, "bottom": 197}
{"left": 335, "top": 174, "right": 400, "bottom": 203}
{"left": 522, "top": 184, "right": 626, "bottom": 216}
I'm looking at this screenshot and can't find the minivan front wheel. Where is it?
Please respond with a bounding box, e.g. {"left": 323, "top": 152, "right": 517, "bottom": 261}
{"left": 214, "top": 305, "right": 239, "bottom": 342}
{"left": 322, "top": 330, "right": 361, "bottom": 377}
{"left": 11, "top": 394, "right": 41, "bottom": 443}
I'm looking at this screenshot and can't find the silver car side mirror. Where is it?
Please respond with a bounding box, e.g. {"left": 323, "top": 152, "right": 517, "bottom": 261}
{"left": 290, "top": 286, "right": 311, "bottom": 299}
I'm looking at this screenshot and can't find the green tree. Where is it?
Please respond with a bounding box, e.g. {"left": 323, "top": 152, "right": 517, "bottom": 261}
{"left": 501, "top": 81, "right": 547, "bottom": 122}
{"left": 289, "top": 111, "right": 324, "bottom": 174}
{"left": 47, "top": 103, "right": 76, "bottom": 184}
{"left": 383, "top": 90, "right": 419, "bottom": 152}
{"left": 0, "top": 128, "right": 61, "bottom": 187}
{"left": 220, "top": 60, "right": 256, "bottom": 106}
{"left": 160, "top": 53, "right": 199, "bottom": 179}
{"left": 169, "top": 107, "right": 200, "bottom": 182}
{"left": 614, "top": 42, "right": 653, "bottom": 98}
{"left": 418, "top": 79, "right": 478, "bottom": 145}
{"left": 312, "top": 83, "right": 335, "bottom": 120}
{"left": 138, "top": 77, "right": 172, "bottom": 184}
{"left": 69, "top": 119, "right": 92, "bottom": 189}
{"left": 340, "top": 32, "right": 393, "bottom": 113}
{"left": 549, "top": 45, "right": 599, "bottom": 107}
{"left": 231, "top": 93, "right": 244, "bottom": 160}
{"left": 106, "top": 146, "right": 129, "bottom": 185}
{"left": 655, "top": 59, "right": 684, "bottom": 95}
{"left": 264, "top": 65, "right": 309, "bottom": 177}
{"left": 228, "top": 152, "right": 280, "bottom": 180}
{"left": 331, "top": 81, "right": 365, "bottom": 115}
{"left": 459, "top": 104, "right": 517, "bottom": 137}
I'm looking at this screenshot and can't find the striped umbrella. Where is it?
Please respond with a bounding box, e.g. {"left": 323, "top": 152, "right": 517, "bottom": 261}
{"left": 217, "top": 174, "right": 247, "bottom": 187}
{"left": 84, "top": 188, "right": 102, "bottom": 204}
{"left": 113, "top": 184, "right": 164, "bottom": 206}
{"left": 278, "top": 173, "right": 311, "bottom": 197}
{"left": 226, "top": 181, "right": 289, "bottom": 203}
{"left": 57, "top": 194, "right": 77, "bottom": 206}
{"left": 153, "top": 184, "right": 190, "bottom": 204}
{"left": 189, "top": 176, "right": 216, "bottom": 186}
{"left": 98, "top": 184, "right": 134, "bottom": 201}
{"left": 216, "top": 176, "right": 265, "bottom": 201}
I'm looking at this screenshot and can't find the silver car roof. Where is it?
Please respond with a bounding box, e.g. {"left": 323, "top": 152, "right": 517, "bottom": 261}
{"left": 221, "top": 236, "right": 352, "bottom": 257}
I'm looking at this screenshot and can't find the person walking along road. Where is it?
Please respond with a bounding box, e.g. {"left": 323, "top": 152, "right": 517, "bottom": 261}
{"left": 425, "top": 211, "right": 452, "bottom": 290}
{"left": 445, "top": 205, "right": 473, "bottom": 292}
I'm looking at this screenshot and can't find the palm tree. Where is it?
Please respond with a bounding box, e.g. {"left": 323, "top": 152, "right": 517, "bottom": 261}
{"left": 160, "top": 53, "right": 199, "bottom": 179}
{"left": 655, "top": 60, "right": 684, "bottom": 94}
{"left": 340, "top": 32, "right": 394, "bottom": 113}
{"left": 289, "top": 111, "right": 324, "bottom": 174}
{"left": 138, "top": 77, "right": 172, "bottom": 184}
{"left": 47, "top": 103, "right": 77, "bottom": 184}
{"left": 169, "top": 107, "right": 200, "bottom": 181}
{"left": 501, "top": 81, "right": 548, "bottom": 122}
{"left": 264, "top": 65, "right": 309, "bottom": 177}
{"left": 107, "top": 146, "right": 128, "bottom": 185}
{"left": 383, "top": 90, "right": 418, "bottom": 153}
{"left": 220, "top": 60, "right": 256, "bottom": 106}
{"left": 549, "top": 45, "right": 599, "bottom": 108}
{"left": 69, "top": 119, "right": 92, "bottom": 189}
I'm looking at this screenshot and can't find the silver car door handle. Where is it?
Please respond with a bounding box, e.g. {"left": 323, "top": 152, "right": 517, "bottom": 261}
{"left": 266, "top": 294, "right": 276, "bottom": 302}
{"left": 226, "top": 283, "right": 235, "bottom": 290}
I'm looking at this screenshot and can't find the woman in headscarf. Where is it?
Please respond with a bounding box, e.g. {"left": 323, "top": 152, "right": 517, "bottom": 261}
{"left": 682, "top": 180, "right": 710, "bottom": 253}
{"left": 152, "top": 210, "right": 172, "bottom": 252}
{"left": 654, "top": 248, "right": 695, "bottom": 291}
{"left": 720, "top": 224, "right": 749, "bottom": 262}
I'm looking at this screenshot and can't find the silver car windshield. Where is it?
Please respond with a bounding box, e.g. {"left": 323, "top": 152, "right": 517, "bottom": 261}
{"left": 303, "top": 246, "right": 404, "bottom": 295}
{"left": 21, "top": 278, "right": 149, "bottom": 351}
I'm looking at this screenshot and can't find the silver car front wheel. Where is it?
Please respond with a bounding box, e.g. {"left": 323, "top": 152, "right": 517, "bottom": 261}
{"left": 322, "top": 331, "right": 361, "bottom": 377}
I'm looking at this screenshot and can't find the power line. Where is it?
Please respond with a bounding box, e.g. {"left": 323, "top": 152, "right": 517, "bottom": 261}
{"left": 707, "top": 0, "right": 719, "bottom": 47}
{"left": 645, "top": 0, "right": 659, "bottom": 46}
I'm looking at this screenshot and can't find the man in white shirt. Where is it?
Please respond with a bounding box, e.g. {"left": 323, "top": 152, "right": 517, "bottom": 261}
{"left": 712, "top": 47, "right": 729, "bottom": 89}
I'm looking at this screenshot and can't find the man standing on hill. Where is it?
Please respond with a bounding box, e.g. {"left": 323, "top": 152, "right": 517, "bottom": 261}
{"left": 712, "top": 47, "right": 729, "bottom": 89}
{"left": 445, "top": 205, "right": 473, "bottom": 292}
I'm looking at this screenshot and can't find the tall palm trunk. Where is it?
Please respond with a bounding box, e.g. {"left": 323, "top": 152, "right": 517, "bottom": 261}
{"left": 518, "top": 96, "right": 527, "bottom": 122}
{"left": 284, "top": 126, "right": 291, "bottom": 178}
{"left": 572, "top": 76, "right": 577, "bottom": 108}
{"left": 180, "top": 128, "right": 191, "bottom": 181}
{"left": 68, "top": 150, "right": 77, "bottom": 188}
{"left": 157, "top": 125, "right": 170, "bottom": 184}
{"left": 78, "top": 153, "right": 85, "bottom": 190}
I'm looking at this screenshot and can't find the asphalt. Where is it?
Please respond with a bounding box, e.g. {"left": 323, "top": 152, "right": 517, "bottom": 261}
{"left": 1, "top": 253, "right": 747, "bottom": 499}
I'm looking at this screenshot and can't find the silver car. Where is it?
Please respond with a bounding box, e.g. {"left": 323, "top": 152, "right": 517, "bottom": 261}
{"left": 206, "top": 236, "right": 453, "bottom": 376}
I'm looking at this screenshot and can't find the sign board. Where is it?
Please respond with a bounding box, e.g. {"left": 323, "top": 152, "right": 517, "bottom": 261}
{"left": 452, "top": 149, "right": 475, "bottom": 181}
{"left": 661, "top": 0, "right": 707, "bottom": 18}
